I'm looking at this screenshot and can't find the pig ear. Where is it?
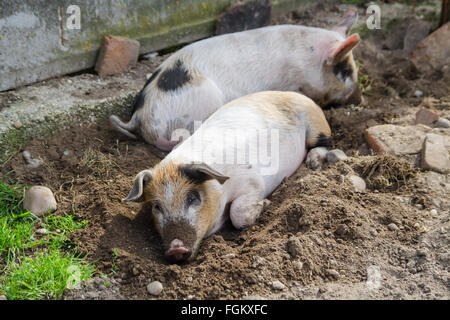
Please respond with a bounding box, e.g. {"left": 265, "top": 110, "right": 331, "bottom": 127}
{"left": 122, "top": 169, "right": 153, "bottom": 202}
{"left": 326, "top": 33, "right": 360, "bottom": 65}
{"left": 182, "top": 163, "right": 230, "bottom": 184}
{"left": 332, "top": 8, "right": 358, "bottom": 35}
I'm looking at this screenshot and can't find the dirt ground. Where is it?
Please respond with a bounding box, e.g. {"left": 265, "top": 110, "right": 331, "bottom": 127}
{"left": 1, "top": 2, "right": 449, "bottom": 299}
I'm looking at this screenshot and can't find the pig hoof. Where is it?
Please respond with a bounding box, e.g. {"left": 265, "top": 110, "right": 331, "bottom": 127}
{"left": 306, "top": 147, "right": 328, "bottom": 171}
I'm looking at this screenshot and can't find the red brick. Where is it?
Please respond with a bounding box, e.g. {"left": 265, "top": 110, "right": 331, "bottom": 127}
{"left": 95, "top": 36, "right": 140, "bottom": 77}
{"left": 415, "top": 108, "right": 439, "bottom": 125}
{"left": 412, "top": 22, "right": 450, "bottom": 73}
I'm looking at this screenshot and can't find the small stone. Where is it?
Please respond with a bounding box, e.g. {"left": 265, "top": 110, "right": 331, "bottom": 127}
{"left": 326, "top": 149, "right": 347, "bottom": 164}
{"left": 415, "top": 108, "right": 439, "bottom": 126}
{"left": 22, "top": 151, "right": 42, "bottom": 169}
{"left": 348, "top": 175, "right": 366, "bottom": 192}
{"left": 0, "top": 295, "right": 7, "bottom": 300}
{"left": 86, "top": 291, "right": 99, "bottom": 299}
{"left": 147, "top": 281, "right": 163, "bottom": 296}
{"left": 187, "top": 276, "right": 193, "bottom": 282}
{"left": 416, "top": 248, "right": 428, "bottom": 257}
{"left": 95, "top": 36, "right": 140, "bottom": 77}
{"left": 370, "top": 228, "right": 378, "bottom": 236}
{"left": 430, "top": 209, "right": 437, "bottom": 216}
{"left": 223, "top": 253, "right": 235, "bottom": 259}
{"left": 414, "top": 90, "right": 423, "bottom": 97}
{"left": 36, "top": 228, "right": 49, "bottom": 235}
{"left": 436, "top": 118, "right": 450, "bottom": 128}
{"left": 143, "top": 52, "right": 158, "bottom": 59}
{"left": 326, "top": 269, "right": 340, "bottom": 279}
{"left": 12, "top": 121, "right": 23, "bottom": 129}
{"left": 286, "top": 236, "right": 302, "bottom": 258}
{"left": 388, "top": 223, "right": 399, "bottom": 231}
{"left": 292, "top": 260, "right": 303, "bottom": 271}
{"left": 23, "top": 186, "right": 57, "bottom": 217}
{"left": 421, "top": 133, "right": 450, "bottom": 174}
{"left": 414, "top": 223, "right": 421, "bottom": 229}
{"left": 187, "top": 295, "right": 194, "bottom": 300}
{"left": 271, "top": 280, "right": 285, "bottom": 290}
{"left": 132, "top": 267, "right": 140, "bottom": 276}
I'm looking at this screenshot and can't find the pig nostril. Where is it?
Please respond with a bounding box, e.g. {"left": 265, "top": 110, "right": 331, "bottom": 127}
{"left": 165, "top": 249, "right": 191, "bottom": 263}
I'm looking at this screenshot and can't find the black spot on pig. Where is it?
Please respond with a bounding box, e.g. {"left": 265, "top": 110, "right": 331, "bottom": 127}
{"left": 157, "top": 60, "right": 191, "bottom": 92}
{"left": 132, "top": 69, "right": 160, "bottom": 114}
{"left": 310, "top": 133, "right": 332, "bottom": 149}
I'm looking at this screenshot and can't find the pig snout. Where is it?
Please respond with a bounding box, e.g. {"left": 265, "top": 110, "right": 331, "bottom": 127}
{"left": 347, "top": 86, "right": 362, "bottom": 105}
{"left": 165, "top": 239, "right": 192, "bottom": 262}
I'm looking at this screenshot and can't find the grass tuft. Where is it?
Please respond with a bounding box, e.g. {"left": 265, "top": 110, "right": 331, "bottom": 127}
{"left": 0, "top": 177, "right": 94, "bottom": 300}
{"left": 2, "top": 249, "right": 94, "bottom": 300}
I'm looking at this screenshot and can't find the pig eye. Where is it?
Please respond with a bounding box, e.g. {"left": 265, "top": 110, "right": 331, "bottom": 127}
{"left": 186, "top": 190, "right": 201, "bottom": 207}
{"left": 333, "top": 59, "right": 352, "bottom": 81}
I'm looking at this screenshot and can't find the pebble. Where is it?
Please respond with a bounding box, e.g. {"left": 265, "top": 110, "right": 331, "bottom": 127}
{"left": 370, "top": 228, "right": 378, "bottom": 236}
{"left": 430, "top": 209, "right": 437, "bottom": 216}
{"left": 326, "top": 269, "right": 340, "bottom": 279}
{"left": 436, "top": 118, "right": 450, "bottom": 128}
{"left": 187, "top": 295, "right": 194, "bottom": 300}
{"left": 187, "top": 276, "right": 193, "bottom": 282}
{"left": 12, "top": 121, "right": 23, "bottom": 129}
{"left": 387, "top": 223, "right": 399, "bottom": 231}
{"left": 0, "top": 295, "right": 6, "bottom": 300}
{"left": 223, "top": 253, "right": 235, "bottom": 259}
{"left": 23, "top": 186, "right": 57, "bottom": 217}
{"left": 286, "top": 236, "right": 302, "bottom": 258}
{"left": 22, "top": 151, "right": 42, "bottom": 169}
{"left": 326, "top": 149, "right": 347, "bottom": 164}
{"left": 147, "top": 281, "right": 163, "bottom": 296}
{"left": 348, "top": 175, "right": 366, "bottom": 192}
{"left": 36, "top": 228, "right": 49, "bottom": 235}
{"left": 416, "top": 248, "right": 428, "bottom": 257}
{"left": 292, "top": 260, "right": 303, "bottom": 271}
{"left": 271, "top": 280, "right": 285, "bottom": 290}
{"left": 414, "top": 90, "right": 423, "bottom": 97}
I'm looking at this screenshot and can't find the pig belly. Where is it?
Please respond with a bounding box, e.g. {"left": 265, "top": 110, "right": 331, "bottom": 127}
{"left": 260, "top": 130, "right": 307, "bottom": 198}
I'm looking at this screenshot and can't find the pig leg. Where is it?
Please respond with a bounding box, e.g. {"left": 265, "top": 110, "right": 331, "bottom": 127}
{"left": 229, "top": 176, "right": 265, "bottom": 229}
{"left": 305, "top": 146, "right": 328, "bottom": 170}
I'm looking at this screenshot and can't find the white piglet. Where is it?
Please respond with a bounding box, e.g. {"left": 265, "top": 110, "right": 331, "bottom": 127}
{"left": 111, "top": 9, "right": 360, "bottom": 151}
{"left": 122, "top": 91, "right": 331, "bottom": 263}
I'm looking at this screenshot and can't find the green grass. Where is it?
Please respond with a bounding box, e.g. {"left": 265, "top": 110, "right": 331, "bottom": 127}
{"left": 0, "top": 177, "right": 94, "bottom": 300}
{"left": 2, "top": 249, "right": 94, "bottom": 300}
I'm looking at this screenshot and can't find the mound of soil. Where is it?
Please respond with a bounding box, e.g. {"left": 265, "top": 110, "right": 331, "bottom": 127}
{"left": 1, "top": 2, "right": 449, "bottom": 300}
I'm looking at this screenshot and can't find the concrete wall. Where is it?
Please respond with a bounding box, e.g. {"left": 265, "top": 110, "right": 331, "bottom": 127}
{"left": 0, "top": 0, "right": 312, "bottom": 92}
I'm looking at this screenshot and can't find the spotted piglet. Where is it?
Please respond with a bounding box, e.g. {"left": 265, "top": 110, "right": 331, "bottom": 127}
{"left": 110, "top": 9, "right": 360, "bottom": 151}
{"left": 122, "top": 91, "right": 331, "bottom": 262}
